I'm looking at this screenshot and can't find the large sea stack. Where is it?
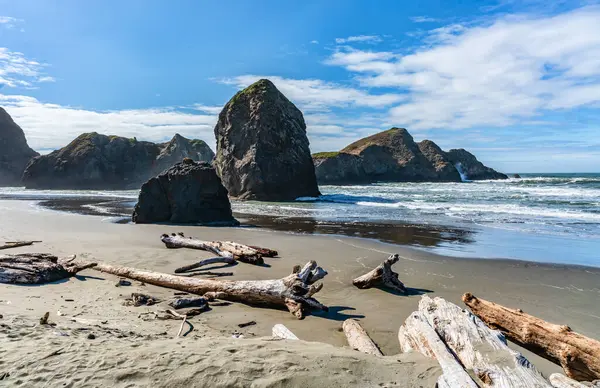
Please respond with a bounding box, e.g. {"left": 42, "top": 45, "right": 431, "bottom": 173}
{"left": 313, "top": 128, "right": 506, "bottom": 184}
{"left": 132, "top": 160, "right": 237, "bottom": 225}
{"left": 22, "top": 133, "right": 214, "bottom": 189}
{"left": 214, "top": 79, "right": 320, "bottom": 201}
{"left": 0, "top": 108, "right": 39, "bottom": 186}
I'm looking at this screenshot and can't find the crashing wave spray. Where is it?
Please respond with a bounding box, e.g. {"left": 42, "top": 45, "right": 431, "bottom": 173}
{"left": 455, "top": 162, "right": 469, "bottom": 182}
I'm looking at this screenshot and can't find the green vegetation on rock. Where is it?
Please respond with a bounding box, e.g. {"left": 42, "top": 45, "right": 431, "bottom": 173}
{"left": 312, "top": 151, "right": 341, "bottom": 159}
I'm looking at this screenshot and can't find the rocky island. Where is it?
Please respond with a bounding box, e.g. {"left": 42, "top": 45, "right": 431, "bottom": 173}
{"left": 313, "top": 127, "right": 507, "bottom": 184}
{"left": 0, "top": 108, "right": 39, "bottom": 186}
{"left": 22, "top": 132, "right": 214, "bottom": 189}
{"left": 214, "top": 79, "right": 320, "bottom": 201}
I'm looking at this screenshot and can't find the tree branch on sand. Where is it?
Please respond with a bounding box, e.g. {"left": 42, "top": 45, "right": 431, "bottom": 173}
{"left": 0, "top": 253, "right": 96, "bottom": 284}
{"left": 352, "top": 254, "right": 406, "bottom": 294}
{"left": 80, "top": 259, "right": 328, "bottom": 319}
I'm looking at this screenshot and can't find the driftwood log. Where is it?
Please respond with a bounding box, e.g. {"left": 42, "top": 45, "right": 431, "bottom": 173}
{"left": 463, "top": 293, "right": 600, "bottom": 382}
{"left": 161, "top": 233, "right": 271, "bottom": 265}
{"left": 174, "top": 257, "right": 236, "bottom": 273}
{"left": 0, "top": 241, "right": 41, "bottom": 250}
{"left": 549, "top": 374, "right": 588, "bottom": 388}
{"left": 0, "top": 253, "right": 96, "bottom": 284}
{"left": 399, "top": 310, "right": 479, "bottom": 388}
{"left": 272, "top": 324, "right": 298, "bottom": 340}
{"left": 342, "top": 319, "right": 382, "bottom": 356}
{"left": 419, "top": 296, "right": 550, "bottom": 388}
{"left": 83, "top": 260, "right": 328, "bottom": 319}
{"left": 352, "top": 254, "right": 406, "bottom": 293}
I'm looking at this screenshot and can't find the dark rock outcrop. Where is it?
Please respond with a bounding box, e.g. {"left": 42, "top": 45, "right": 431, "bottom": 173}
{"left": 22, "top": 133, "right": 214, "bottom": 189}
{"left": 214, "top": 79, "right": 320, "bottom": 201}
{"left": 155, "top": 134, "right": 214, "bottom": 173}
{"left": 313, "top": 128, "right": 507, "bottom": 184}
{"left": 445, "top": 149, "right": 508, "bottom": 181}
{"left": 132, "top": 160, "right": 238, "bottom": 225}
{"left": 513, "top": 174, "right": 521, "bottom": 179}
{"left": 0, "top": 108, "right": 39, "bottom": 186}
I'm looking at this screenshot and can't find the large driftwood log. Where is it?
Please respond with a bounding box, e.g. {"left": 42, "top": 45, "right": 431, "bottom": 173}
{"left": 420, "top": 296, "right": 550, "bottom": 388}
{"left": 399, "top": 310, "right": 479, "bottom": 388}
{"left": 272, "top": 324, "right": 298, "bottom": 340}
{"left": 0, "top": 253, "right": 96, "bottom": 284}
{"left": 352, "top": 254, "right": 406, "bottom": 293}
{"left": 161, "top": 233, "right": 267, "bottom": 265}
{"left": 0, "top": 241, "right": 41, "bottom": 250}
{"left": 463, "top": 293, "right": 600, "bottom": 382}
{"left": 84, "top": 260, "right": 328, "bottom": 319}
{"left": 174, "top": 257, "right": 236, "bottom": 273}
{"left": 342, "top": 319, "right": 383, "bottom": 356}
{"left": 549, "top": 374, "right": 588, "bottom": 388}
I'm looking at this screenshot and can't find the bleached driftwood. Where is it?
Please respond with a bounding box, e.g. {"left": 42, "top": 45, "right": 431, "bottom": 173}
{"left": 549, "top": 374, "right": 588, "bottom": 388}
{"left": 0, "top": 240, "right": 41, "bottom": 250}
{"left": 0, "top": 253, "right": 96, "bottom": 284}
{"left": 463, "top": 293, "right": 600, "bottom": 381}
{"left": 419, "top": 295, "right": 550, "bottom": 388}
{"left": 272, "top": 324, "right": 298, "bottom": 340}
{"left": 83, "top": 259, "right": 328, "bottom": 319}
{"left": 352, "top": 254, "right": 406, "bottom": 294}
{"left": 174, "top": 257, "right": 236, "bottom": 273}
{"left": 399, "top": 310, "right": 478, "bottom": 388}
{"left": 161, "top": 233, "right": 269, "bottom": 265}
{"left": 342, "top": 319, "right": 382, "bottom": 356}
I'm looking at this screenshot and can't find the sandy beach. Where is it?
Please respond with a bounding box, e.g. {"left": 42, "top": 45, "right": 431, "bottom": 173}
{"left": 1, "top": 199, "right": 600, "bottom": 387}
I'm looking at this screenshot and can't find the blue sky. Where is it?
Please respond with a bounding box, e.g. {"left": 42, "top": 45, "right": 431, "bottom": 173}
{"left": 1, "top": 0, "right": 600, "bottom": 173}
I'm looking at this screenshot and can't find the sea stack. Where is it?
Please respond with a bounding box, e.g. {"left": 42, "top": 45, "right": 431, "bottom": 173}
{"left": 0, "top": 108, "right": 39, "bottom": 186}
{"left": 214, "top": 79, "right": 321, "bottom": 201}
{"left": 313, "top": 128, "right": 507, "bottom": 184}
{"left": 132, "top": 160, "right": 238, "bottom": 225}
{"left": 22, "top": 132, "right": 215, "bottom": 189}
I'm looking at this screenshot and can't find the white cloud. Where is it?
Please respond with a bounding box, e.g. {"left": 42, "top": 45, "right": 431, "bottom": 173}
{"left": 310, "top": 40, "right": 319, "bottom": 44}
{"left": 410, "top": 16, "right": 439, "bottom": 23}
{"left": 0, "top": 16, "right": 22, "bottom": 29}
{"left": 221, "top": 75, "right": 404, "bottom": 112}
{"left": 191, "top": 104, "right": 223, "bottom": 114}
{"left": 335, "top": 35, "right": 382, "bottom": 44}
{"left": 326, "top": 6, "right": 600, "bottom": 130}
{"left": 0, "top": 47, "right": 53, "bottom": 88}
{"left": 0, "top": 94, "right": 218, "bottom": 152}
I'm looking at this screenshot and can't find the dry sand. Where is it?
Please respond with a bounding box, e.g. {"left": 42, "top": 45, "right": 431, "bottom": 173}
{"left": 1, "top": 200, "right": 599, "bottom": 387}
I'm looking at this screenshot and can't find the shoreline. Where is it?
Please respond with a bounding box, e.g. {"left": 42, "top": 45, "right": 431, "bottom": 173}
{"left": 1, "top": 199, "right": 599, "bottom": 383}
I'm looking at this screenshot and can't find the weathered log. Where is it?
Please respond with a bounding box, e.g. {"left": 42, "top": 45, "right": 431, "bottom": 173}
{"left": 342, "top": 319, "right": 383, "bottom": 356}
{"left": 549, "top": 374, "right": 588, "bottom": 388}
{"left": 0, "top": 241, "right": 41, "bottom": 250}
{"left": 174, "top": 257, "right": 236, "bottom": 273}
{"left": 83, "top": 259, "right": 328, "bottom": 319}
{"left": 352, "top": 254, "right": 406, "bottom": 294}
{"left": 178, "top": 271, "right": 234, "bottom": 278}
{"left": 420, "top": 296, "right": 550, "bottom": 388}
{"left": 0, "top": 253, "right": 96, "bottom": 284}
{"left": 248, "top": 246, "right": 278, "bottom": 257}
{"left": 161, "top": 233, "right": 266, "bottom": 265}
{"left": 463, "top": 293, "right": 600, "bottom": 382}
{"left": 399, "top": 310, "right": 478, "bottom": 388}
{"left": 272, "top": 324, "right": 298, "bottom": 340}
{"left": 168, "top": 296, "right": 208, "bottom": 310}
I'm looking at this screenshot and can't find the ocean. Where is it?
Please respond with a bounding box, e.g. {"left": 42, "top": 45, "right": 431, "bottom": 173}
{"left": 2, "top": 173, "right": 599, "bottom": 267}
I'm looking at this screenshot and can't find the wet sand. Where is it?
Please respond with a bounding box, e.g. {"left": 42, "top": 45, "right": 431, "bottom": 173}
{"left": 1, "top": 200, "right": 600, "bottom": 386}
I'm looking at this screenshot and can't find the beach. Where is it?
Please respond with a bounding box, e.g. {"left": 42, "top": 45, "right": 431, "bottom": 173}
{"left": 1, "top": 199, "right": 599, "bottom": 386}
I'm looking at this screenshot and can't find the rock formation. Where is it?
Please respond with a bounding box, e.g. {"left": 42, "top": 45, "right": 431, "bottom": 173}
{"left": 313, "top": 128, "right": 507, "bottom": 184}
{"left": 155, "top": 134, "right": 214, "bottom": 173}
{"left": 22, "top": 133, "right": 214, "bottom": 189}
{"left": 0, "top": 108, "right": 39, "bottom": 186}
{"left": 132, "top": 160, "right": 238, "bottom": 225}
{"left": 446, "top": 149, "right": 508, "bottom": 181}
{"left": 214, "top": 79, "right": 320, "bottom": 201}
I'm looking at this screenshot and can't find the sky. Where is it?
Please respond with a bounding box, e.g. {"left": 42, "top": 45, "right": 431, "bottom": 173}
{"left": 1, "top": 0, "right": 600, "bottom": 173}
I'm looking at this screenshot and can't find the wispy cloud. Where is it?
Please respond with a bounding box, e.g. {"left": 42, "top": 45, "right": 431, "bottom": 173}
{"left": 410, "top": 16, "right": 439, "bottom": 23}
{"left": 191, "top": 104, "right": 223, "bottom": 115}
{"left": 0, "top": 16, "right": 23, "bottom": 29}
{"left": 220, "top": 75, "right": 404, "bottom": 111}
{"left": 310, "top": 40, "right": 319, "bottom": 44}
{"left": 326, "top": 6, "right": 600, "bottom": 131}
{"left": 0, "top": 48, "right": 54, "bottom": 88}
{"left": 335, "top": 35, "right": 382, "bottom": 44}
